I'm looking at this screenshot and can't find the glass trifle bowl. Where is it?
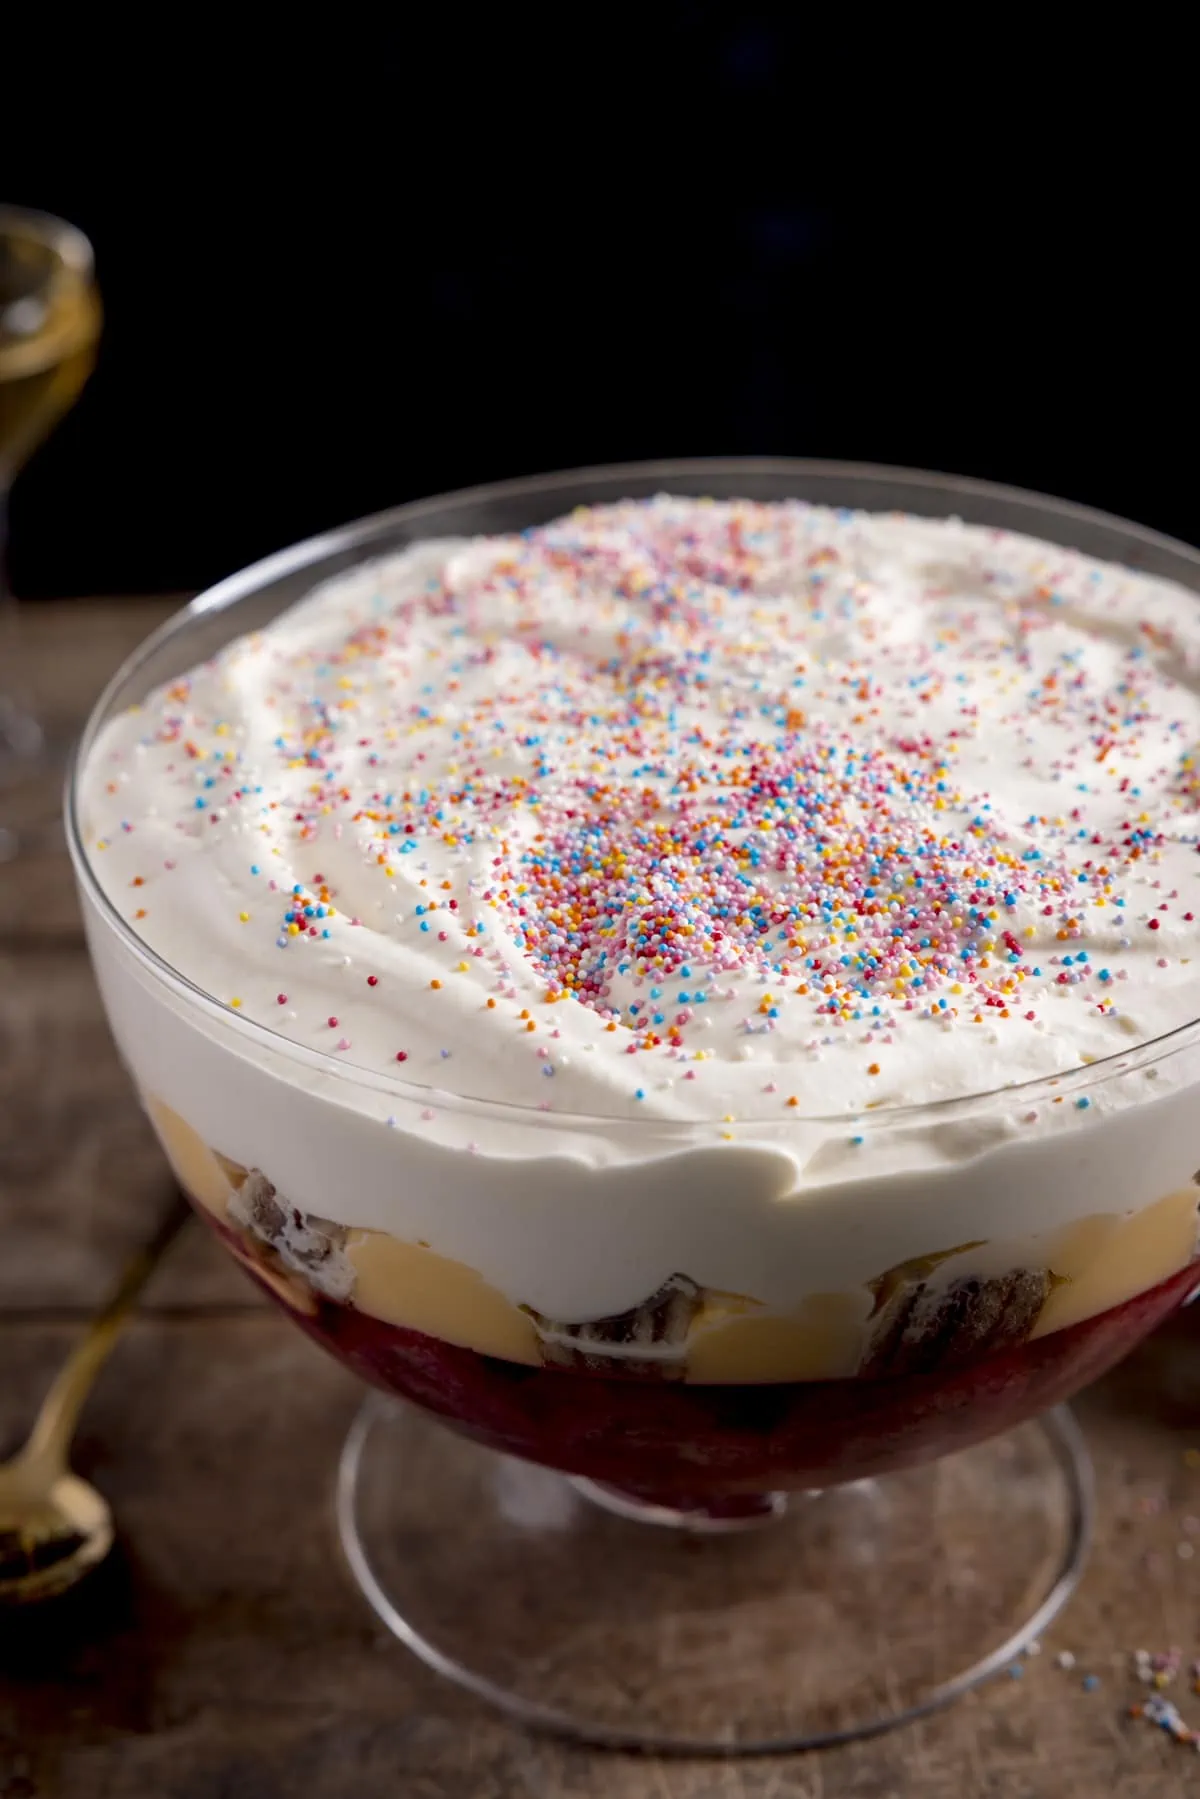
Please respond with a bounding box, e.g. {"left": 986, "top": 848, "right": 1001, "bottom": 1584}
{"left": 67, "top": 462, "right": 1200, "bottom": 1752}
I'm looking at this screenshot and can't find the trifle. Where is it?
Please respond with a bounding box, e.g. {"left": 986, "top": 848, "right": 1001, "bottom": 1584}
{"left": 68, "top": 463, "right": 1200, "bottom": 1748}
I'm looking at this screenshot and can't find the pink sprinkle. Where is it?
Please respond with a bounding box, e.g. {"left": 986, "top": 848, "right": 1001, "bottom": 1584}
{"left": 420, "top": 1108, "right": 435, "bottom": 1121}
{"left": 276, "top": 993, "right": 288, "bottom": 1005}
{"left": 395, "top": 1050, "right": 408, "bottom": 1062}
{"left": 367, "top": 975, "right": 378, "bottom": 986}
{"left": 335, "top": 1037, "right": 351, "bottom": 1051}
{"left": 327, "top": 1016, "right": 339, "bottom": 1028}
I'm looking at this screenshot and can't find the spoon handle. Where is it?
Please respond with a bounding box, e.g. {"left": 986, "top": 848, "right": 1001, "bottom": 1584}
{"left": 22, "top": 1189, "right": 193, "bottom": 1474}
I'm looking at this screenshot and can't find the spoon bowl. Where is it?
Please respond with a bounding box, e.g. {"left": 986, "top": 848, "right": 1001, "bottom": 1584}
{"left": 0, "top": 1466, "right": 114, "bottom": 1604}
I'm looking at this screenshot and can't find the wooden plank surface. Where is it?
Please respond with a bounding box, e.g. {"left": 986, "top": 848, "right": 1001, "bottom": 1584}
{"left": 3, "top": 600, "right": 1200, "bottom": 1797}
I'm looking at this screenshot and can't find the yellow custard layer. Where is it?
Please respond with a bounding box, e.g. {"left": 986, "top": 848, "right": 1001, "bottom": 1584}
{"left": 147, "top": 1097, "right": 1199, "bottom": 1383}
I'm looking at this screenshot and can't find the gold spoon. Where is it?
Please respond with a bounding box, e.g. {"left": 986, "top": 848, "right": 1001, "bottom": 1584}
{"left": 0, "top": 1191, "right": 191, "bottom": 1602}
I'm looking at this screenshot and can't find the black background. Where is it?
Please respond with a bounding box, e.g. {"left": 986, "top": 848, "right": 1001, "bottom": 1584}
{"left": 3, "top": 16, "right": 1194, "bottom": 600}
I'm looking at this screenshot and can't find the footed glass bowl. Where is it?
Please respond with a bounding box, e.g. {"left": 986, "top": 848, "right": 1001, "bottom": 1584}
{"left": 67, "top": 461, "right": 1200, "bottom": 1753}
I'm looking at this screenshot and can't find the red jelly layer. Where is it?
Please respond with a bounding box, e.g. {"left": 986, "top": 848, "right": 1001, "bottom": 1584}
{"left": 206, "top": 1203, "right": 1198, "bottom": 1496}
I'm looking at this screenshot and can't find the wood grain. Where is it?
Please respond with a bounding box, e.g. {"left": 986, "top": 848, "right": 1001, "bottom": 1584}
{"left": 3, "top": 601, "right": 1200, "bottom": 1796}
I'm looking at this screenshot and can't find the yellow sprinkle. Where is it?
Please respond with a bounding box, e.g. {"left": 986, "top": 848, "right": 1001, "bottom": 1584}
{"left": 239, "top": 910, "right": 250, "bottom": 923}
{"left": 230, "top": 997, "right": 242, "bottom": 1008}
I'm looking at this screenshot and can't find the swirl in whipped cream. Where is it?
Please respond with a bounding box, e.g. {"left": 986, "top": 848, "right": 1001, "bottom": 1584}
{"left": 82, "top": 498, "right": 1200, "bottom": 1124}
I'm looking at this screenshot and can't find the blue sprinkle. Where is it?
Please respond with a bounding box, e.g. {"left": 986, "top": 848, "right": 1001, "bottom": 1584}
{"left": 1075, "top": 1096, "right": 1091, "bottom": 1110}
{"left": 634, "top": 1088, "right": 645, "bottom": 1100}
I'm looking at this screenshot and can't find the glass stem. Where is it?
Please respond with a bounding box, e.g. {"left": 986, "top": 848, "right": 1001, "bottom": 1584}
{"left": 0, "top": 478, "right": 44, "bottom": 771}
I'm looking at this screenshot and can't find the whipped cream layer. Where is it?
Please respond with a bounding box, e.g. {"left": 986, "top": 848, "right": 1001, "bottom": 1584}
{"left": 75, "top": 498, "right": 1200, "bottom": 1341}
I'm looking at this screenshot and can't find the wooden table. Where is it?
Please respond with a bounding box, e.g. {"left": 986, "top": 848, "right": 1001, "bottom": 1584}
{"left": 4, "top": 600, "right": 1200, "bottom": 1798}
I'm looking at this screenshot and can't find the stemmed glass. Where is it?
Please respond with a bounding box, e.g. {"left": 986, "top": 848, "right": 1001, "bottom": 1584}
{"left": 0, "top": 205, "right": 101, "bottom": 862}
{"left": 66, "top": 461, "right": 1200, "bottom": 1753}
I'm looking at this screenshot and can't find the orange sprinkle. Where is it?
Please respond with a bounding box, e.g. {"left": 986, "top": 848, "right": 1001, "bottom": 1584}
{"left": 867, "top": 1062, "right": 880, "bottom": 1076}
{"left": 430, "top": 979, "right": 442, "bottom": 990}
